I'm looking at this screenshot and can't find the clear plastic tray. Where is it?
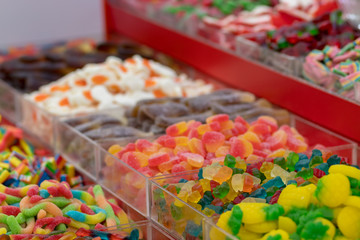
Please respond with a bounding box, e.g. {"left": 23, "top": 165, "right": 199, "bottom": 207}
{"left": 0, "top": 80, "right": 21, "bottom": 123}
{"left": 203, "top": 216, "right": 237, "bottom": 240}
{"left": 263, "top": 48, "right": 304, "bottom": 77}
{"left": 235, "top": 36, "right": 265, "bottom": 62}
{"left": 150, "top": 171, "right": 207, "bottom": 240}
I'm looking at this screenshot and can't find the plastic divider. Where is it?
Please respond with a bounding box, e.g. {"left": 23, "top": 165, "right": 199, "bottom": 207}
{"left": 0, "top": 80, "right": 21, "bottom": 123}
{"left": 150, "top": 174, "right": 208, "bottom": 240}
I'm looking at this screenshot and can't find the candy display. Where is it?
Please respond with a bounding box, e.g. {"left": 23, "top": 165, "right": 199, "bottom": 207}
{"left": 152, "top": 149, "right": 354, "bottom": 239}
{"left": 210, "top": 164, "right": 360, "bottom": 239}
{"left": 0, "top": 40, "right": 158, "bottom": 93}
{"left": 155, "top": 149, "right": 348, "bottom": 217}
{"left": 198, "top": 0, "right": 339, "bottom": 49}
{"left": 0, "top": 122, "right": 83, "bottom": 188}
{"left": 107, "top": 114, "right": 309, "bottom": 178}
{"left": 0, "top": 180, "right": 131, "bottom": 235}
{"left": 260, "top": 10, "right": 360, "bottom": 57}
{"left": 26, "top": 55, "right": 213, "bottom": 115}
{"left": 127, "top": 89, "right": 290, "bottom": 134}
{"left": 7, "top": 227, "right": 141, "bottom": 240}
{"left": 303, "top": 37, "right": 360, "bottom": 101}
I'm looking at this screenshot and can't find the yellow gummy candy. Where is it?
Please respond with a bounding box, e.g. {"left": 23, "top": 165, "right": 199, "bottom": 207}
{"left": 0, "top": 227, "right": 6, "bottom": 235}
{"left": 329, "top": 164, "right": 360, "bottom": 180}
{"left": 278, "top": 216, "right": 297, "bottom": 234}
{"left": 337, "top": 206, "right": 360, "bottom": 239}
{"left": 344, "top": 196, "right": 360, "bottom": 209}
{"left": 237, "top": 226, "right": 263, "bottom": 240}
{"left": 244, "top": 220, "right": 278, "bottom": 233}
{"left": 315, "top": 217, "right": 336, "bottom": 239}
{"left": 238, "top": 202, "right": 267, "bottom": 224}
{"left": 277, "top": 185, "right": 312, "bottom": 212}
{"left": 261, "top": 229, "right": 290, "bottom": 240}
{"left": 210, "top": 211, "right": 232, "bottom": 240}
{"left": 315, "top": 173, "right": 350, "bottom": 208}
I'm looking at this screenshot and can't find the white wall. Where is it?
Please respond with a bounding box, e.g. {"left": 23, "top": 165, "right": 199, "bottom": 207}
{"left": 0, "top": 0, "right": 104, "bottom": 48}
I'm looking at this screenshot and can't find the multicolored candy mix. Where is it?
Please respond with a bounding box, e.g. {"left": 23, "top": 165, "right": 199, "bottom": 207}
{"left": 260, "top": 10, "right": 360, "bottom": 56}
{"left": 27, "top": 55, "right": 213, "bottom": 115}
{"left": 0, "top": 180, "right": 131, "bottom": 236}
{"left": 210, "top": 164, "right": 360, "bottom": 239}
{"left": 155, "top": 149, "right": 350, "bottom": 218}
{"left": 0, "top": 123, "right": 82, "bottom": 188}
{"left": 303, "top": 37, "right": 360, "bottom": 100}
{"left": 109, "top": 114, "right": 308, "bottom": 177}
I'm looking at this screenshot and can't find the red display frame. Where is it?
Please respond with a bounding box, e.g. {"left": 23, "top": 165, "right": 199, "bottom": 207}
{"left": 104, "top": 1, "right": 360, "bottom": 144}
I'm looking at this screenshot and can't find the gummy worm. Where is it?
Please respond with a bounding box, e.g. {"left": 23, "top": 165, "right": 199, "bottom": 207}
{"left": 22, "top": 202, "right": 63, "bottom": 217}
{"left": 71, "top": 190, "right": 95, "bottom": 205}
{"left": 66, "top": 206, "right": 106, "bottom": 224}
{"left": 93, "top": 185, "right": 119, "bottom": 227}
{"left": 0, "top": 184, "right": 36, "bottom": 198}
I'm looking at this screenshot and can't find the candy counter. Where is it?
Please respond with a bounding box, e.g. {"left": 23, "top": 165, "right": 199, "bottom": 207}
{"left": 0, "top": 21, "right": 359, "bottom": 240}
{"left": 104, "top": 0, "right": 360, "bottom": 143}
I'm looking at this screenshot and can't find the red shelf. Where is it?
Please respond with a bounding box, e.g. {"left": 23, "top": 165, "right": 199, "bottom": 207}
{"left": 104, "top": 1, "right": 360, "bottom": 143}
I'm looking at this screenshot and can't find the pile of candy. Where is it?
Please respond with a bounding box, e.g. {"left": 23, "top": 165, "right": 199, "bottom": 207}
{"left": 210, "top": 164, "right": 360, "bottom": 239}
{"left": 0, "top": 123, "right": 82, "bottom": 188}
{"left": 27, "top": 55, "right": 213, "bottom": 115}
{"left": 0, "top": 180, "right": 130, "bottom": 235}
{"left": 259, "top": 10, "right": 360, "bottom": 57}
{"left": 157, "top": 149, "right": 347, "bottom": 219}
{"left": 108, "top": 114, "right": 308, "bottom": 177}
{"left": 62, "top": 89, "right": 289, "bottom": 143}
{"left": 0, "top": 45, "right": 38, "bottom": 64}
{"left": 8, "top": 227, "right": 141, "bottom": 240}
{"left": 303, "top": 37, "right": 360, "bottom": 100}
{"left": 0, "top": 40, "right": 158, "bottom": 93}
{"left": 198, "top": 0, "right": 339, "bottom": 48}
{"left": 127, "top": 89, "right": 289, "bottom": 134}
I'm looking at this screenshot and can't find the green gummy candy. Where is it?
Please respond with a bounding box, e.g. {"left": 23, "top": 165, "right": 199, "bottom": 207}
{"left": 287, "top": 152, "right": 299, "bottom": 171}
{"left": 300, "top": 221, "right": 329, "bottom": 240}
{"left": 49, "top": 197, "right": 71, "bottom": 208}
{"left": 213, "top": 182, "right": 230, "bottom": 199}
{"left": 7, "top": 215, "right": 21, "bottom": 234}
{"left": 170, "top": 203, "right": 183, "bottom": 221}
{"left": 22, "top": 203, "right": 45, "bottom": 217}
{"left": 62, "top": 204, "right": 77, "bottom": 215}
{"left": 224, "top": 154, "right": 236, "bottom": 168}
{"left": 264, "top": 204, "right": 284, "bottom": 221}
{"left": 0, "top": 213, "right": 7, "bottom": 223}
{"left": 274, "top": 157, "right": 286, "bottom": 170}
{"left": 56, "top": 223, "right": 67, "bottom": 232}
{"left": 15, "top": 213, "right": 25, "bottom": 225}
{"left": 309, "top": 156, "right": 323, "bottom": 168}
{"left": 228, "top": 205, "right": 242, "bottom": 235}
{"left": 5, "top": 195, "right": 21, "bottom": 205}
{"left": 296, "top": 168, "right": 313, "bottom": 180}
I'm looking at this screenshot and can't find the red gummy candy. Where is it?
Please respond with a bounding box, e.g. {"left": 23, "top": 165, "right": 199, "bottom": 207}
{"left": 135, "top": 139, "right": 154, "bottom": 152}
{"left": 27, "top": 186, "right": 39, "bottom": 197}
{"left": 58, "top": 184, "right": 73, "bottom": 199}
{"left": 47, "top": 186, "right": 60, "bottom": 197}
{"left": 233, "top": 195, "right": 245, "bottom": 204}
{"left": 188, "top": 128, "right": 199, "bottom": 139}
{"left": 157, "top": 135, "right": 176, "bottom": 148}
{"left": 207, "top": 114, "right": 229, "bottom": 123}
{"left": 171, "top": 164, "right": 186, "bottom": 173}
{"left": 210, "top": 180, "right": 219, "bottom": 190}
{"left": 269, "top": 190, "right": 282, "bottom": 204}
{"left": 202, "top": 131, "right": 225, "bottom": 152}
{"left": 212, "top": 198, "right": 224, "bottom": 206}
{"left": 2, "top": 206, "right": 20, "bottom": 216}
{"left": 81, "top": 204, "right": 95, "bottom": 215}
{"left": 0, "top": 193, "right": 6, "bottom": 203}
{"left": 313, "top": 168, "right": 326, "bottom": 178}
{"left": 4, "top": 188, "right": 21, "bottom": 198}
{"left": 148, "top": 153, "right": 170, "bottom": 167}
{"left": 117, "top": 143, "right": 136, "bottom": 159}
{"left": 95, "top": 223, "right": 106, "bottom": 230}
{"left": 75, "top": 228, "right": 92, "bottom": 237}
{"left": 46, "top": 216, "right": 71, "bottom": 231}
{"left": 29, "top": 195, "right": 43, "bottom": 204}
{"left": 209, "top": 122, "right": 221, "bottom": 131}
